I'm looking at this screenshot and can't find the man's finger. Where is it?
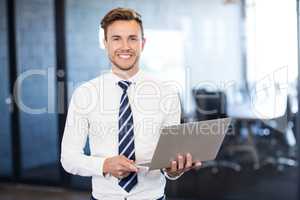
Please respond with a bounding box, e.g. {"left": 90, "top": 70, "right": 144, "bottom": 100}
{"left": 120, "top": 160, "right": 138, "bottom": 172}
{"left": 177, "top": 154, "right": 184, "bottom": 170}
{"left": 193, "top": 161, "right": 202, "bottom": 170}
{"left": 185, "top": 153, "right": 192, "bottom": 168}
{"left": 118, "top": 171, "right": 123, "bottom": 177}
{"left": 171, "top": 160, "right": 177, "bottom": 172}
{"left": 122, "top": 172, "right": 130, "bottom": 178}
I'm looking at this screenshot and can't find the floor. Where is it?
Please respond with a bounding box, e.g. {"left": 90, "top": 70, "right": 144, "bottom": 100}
{"left": 0, "top": 183, "right": 89, "bottom": 200}
{"left": 0, "top": 183, "right": 195, "bottom": 200}
{"left": 0, "top": 165, "right": 298, "bottom": 200}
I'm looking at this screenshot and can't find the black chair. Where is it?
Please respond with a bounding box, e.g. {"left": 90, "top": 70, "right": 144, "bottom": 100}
{"left": 192, "top": 88, "right": 227, "bottom": 121}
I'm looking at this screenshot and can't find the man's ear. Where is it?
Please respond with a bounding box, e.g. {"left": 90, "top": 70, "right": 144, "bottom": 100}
{"left": 141, "top": 37, "right": 146, "bottom": 51}
{"left": 103, "top": 38, "right": 107, "bottom": 49}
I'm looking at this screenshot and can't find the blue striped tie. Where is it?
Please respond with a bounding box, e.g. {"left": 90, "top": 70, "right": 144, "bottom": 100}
{"left": 117, "top": 80, "right": 138, "bottom": 193}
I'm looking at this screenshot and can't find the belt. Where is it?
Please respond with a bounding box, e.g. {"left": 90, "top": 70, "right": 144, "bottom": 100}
{"left": 91, "top": 195, "right": 166, "bottom": 200}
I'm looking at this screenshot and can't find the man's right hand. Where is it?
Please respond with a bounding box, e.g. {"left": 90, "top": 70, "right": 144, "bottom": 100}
{"left": 103, "top": 155, "right": 138, "bottom": 179}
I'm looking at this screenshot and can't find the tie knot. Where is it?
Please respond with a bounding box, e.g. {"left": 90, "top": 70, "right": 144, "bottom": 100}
{"left": 118, "top": 80, "right": 131, "bottom": 91}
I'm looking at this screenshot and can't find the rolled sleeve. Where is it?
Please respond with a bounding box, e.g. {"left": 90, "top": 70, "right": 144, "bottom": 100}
{"left": 161, "top": 169, "right": 184, "bottom": 181}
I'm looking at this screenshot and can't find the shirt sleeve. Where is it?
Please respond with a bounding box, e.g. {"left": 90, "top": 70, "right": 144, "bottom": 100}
{"left": 161, "top": 169, "right": 185, "bottom": 181}
{"left": 60, "top": 87, "right": 106, "bottom": 177}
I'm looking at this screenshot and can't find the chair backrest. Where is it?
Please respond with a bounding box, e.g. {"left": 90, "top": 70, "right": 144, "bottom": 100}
{"left": 192, "top": 88, "right": 227, "bottom": 121}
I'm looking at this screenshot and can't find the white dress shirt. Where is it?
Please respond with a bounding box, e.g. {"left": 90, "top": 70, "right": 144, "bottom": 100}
{"left": 60, "top": 69, "right": 181, "bottom": 200}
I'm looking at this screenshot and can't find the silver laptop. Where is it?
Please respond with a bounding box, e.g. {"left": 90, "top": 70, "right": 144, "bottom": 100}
{"left": 138, "top": 118, "right": 232, "bottom": 170}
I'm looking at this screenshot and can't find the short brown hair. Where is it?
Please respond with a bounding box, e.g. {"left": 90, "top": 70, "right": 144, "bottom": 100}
{"left": 100, "top": 7, "right": 144, "bottom": 40}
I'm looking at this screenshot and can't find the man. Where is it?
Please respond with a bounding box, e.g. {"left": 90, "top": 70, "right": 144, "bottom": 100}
{"left": 61, "top": 7, "right": 201, "bottom": 200}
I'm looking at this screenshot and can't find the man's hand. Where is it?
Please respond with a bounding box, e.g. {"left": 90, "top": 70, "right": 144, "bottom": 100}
{"left": 103, "top": 155, "right": 138, "bottom": 179}
{"left": 164, "top": 153, "right": 202, "bottom": 177}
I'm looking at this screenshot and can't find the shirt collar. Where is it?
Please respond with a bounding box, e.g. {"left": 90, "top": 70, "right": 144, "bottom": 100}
{"left": 111, "top": 69, "right": 142, "bottom": 85}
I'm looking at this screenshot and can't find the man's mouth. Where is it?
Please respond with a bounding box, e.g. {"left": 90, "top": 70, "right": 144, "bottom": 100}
{"left": 117, "top": 53, "right": 133, "bottom": 60}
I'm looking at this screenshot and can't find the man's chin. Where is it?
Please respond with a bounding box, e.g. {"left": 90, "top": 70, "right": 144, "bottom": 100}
{"left": 115, "top": 64, "right": 135, "bottom": 71}
{"left": 111, "top": 58, "right": 139, "bottom": 72}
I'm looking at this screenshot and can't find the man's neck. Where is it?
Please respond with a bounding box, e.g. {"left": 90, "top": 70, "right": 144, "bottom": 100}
{"left": 112, "top": 66, "right": 139, "bottom": 80}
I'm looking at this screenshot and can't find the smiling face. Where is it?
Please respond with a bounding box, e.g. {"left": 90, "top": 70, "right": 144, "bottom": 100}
{"left": 104, "top": 20, "right": 145, "bottom": 76}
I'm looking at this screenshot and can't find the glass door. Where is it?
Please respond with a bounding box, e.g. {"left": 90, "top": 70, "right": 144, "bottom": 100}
{"left": 14, "top": 0, "right": 60, "bottom": 183}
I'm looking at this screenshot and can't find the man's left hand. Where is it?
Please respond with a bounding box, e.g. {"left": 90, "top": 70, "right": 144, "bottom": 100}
{"left": 164, "top": 153, "right": 202, "bottom": 177}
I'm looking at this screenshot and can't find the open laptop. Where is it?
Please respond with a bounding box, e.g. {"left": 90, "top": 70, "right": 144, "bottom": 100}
{"left": 138, "top": 118, "right": 232, "bottom": 170}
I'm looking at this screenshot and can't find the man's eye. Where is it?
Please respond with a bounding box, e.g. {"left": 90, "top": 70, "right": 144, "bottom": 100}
{"left": 112, "top": 38, "right": 120, "bottom": 41}
{"left": 130, "top": 38, "right": 138, "bottom": 41}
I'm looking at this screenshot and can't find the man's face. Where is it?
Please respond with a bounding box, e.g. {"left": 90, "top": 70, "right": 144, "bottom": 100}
{"left": 104, "top": 20, "right": 145, "bottom": 71}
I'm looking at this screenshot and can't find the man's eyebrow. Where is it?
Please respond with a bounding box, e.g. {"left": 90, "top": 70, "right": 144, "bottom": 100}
{"left": 129, "top": 35, "right": 138, "bottom": 38}
{"left": 110, "top": 35, "right": 140, "bottom": 39}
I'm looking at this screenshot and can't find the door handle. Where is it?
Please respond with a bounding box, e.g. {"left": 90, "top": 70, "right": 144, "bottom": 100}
{"left": 5, "top": 95, "right": 14, "bottom": 113}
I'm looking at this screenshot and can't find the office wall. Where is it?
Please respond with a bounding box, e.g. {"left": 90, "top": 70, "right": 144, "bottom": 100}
{"left": 65, "top": 0, "right": 110, "bottom": 97}
{"left": 0, "top": 0, "right": 12, "bottom": 176}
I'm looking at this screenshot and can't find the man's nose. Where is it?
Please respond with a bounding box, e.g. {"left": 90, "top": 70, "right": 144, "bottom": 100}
{"left": 121, "top": 40, "right": 130, "bottom": 49}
